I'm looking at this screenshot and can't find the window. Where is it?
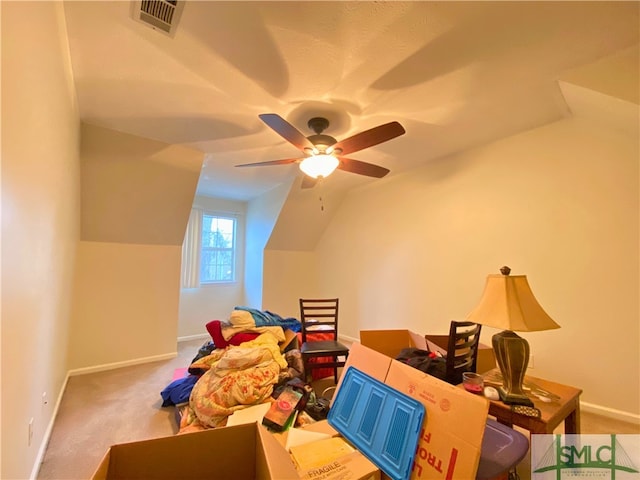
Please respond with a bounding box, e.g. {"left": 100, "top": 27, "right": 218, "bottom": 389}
{"left": 181, "top": 209, "right": 238, "bottom": 287}
{"left": 200, "top": 214, "right": 235, "bottom": 283}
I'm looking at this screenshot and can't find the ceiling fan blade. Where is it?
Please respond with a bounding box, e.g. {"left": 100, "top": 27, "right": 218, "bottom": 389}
{"left": 259, "top": 113, "right": 315, "bottom": 151}
{"left": 337, "top": 157, "right": 390, "bottom": 178}
{"left": 301, "top": 176, "right": 318, "bottom": 189}
{"left": 235, "top": 158, "right": 300, "bottom": 167}
{"left": 332, "top": 121, "right": 405, "bottom": 156}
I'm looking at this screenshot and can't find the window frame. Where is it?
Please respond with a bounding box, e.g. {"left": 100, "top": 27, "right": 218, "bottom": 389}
{"left": 199, "top": 212, "right": 237, "bottom": 285}
{"left": 181, "top": 208, "right": 241, "bottom": 289}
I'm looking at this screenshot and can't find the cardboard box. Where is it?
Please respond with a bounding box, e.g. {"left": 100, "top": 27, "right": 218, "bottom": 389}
{"left": 345, "top": 339, "right": 490, "bottom": 480}
{"left": 91, "top": 422, "right": 299, "bottom": 480}
{"left": 359, "top": 329, "right": 496, "bottom": 374}
{"left": 280, "top": 328, "right": 299, "bottom": 352}
{"left": 291, "top": 436, "right": 380, "bottom": 480}
{"left": 274, "top": 420, "right": 381, "bottom": 480}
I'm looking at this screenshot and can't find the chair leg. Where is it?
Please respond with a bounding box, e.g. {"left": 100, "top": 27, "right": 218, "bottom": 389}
{"left": 303, "top": 358, "right": 310, "bottom": 384}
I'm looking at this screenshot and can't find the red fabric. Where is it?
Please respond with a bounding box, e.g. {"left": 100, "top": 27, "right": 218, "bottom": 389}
{"left": 297, "top": 332, "right": 335, "bottom": 380}
{"left": 206, "top": 320, "right": 228, "bottom": 349}
{"left": 228, "top": 332, "right": 260, "bottom": 346}
{"left": 206, "top": 320, "right": 261, "bottom": 348}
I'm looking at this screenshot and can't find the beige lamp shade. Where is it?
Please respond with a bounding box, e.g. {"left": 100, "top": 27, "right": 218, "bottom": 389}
{"left": 466, "top": 271, "right": 561, "bottom": 332}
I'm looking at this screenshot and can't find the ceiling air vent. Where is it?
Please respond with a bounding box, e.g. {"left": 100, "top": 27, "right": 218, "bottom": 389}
{"left": 131, "top": 0, "right": 184, "bottom": 37}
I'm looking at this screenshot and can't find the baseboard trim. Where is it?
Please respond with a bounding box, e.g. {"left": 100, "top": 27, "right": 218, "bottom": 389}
{"left": 30, "top": 372, "right": 71, "bottom": 479}
{"left": 177, "top": 333, "right": 209, "bottom": 343}
{"left": 582, "top": 401, "right": 640, "bottom": 425}
{"left": 68, "top": 352, "right": 177, "bottom": 377}
{"left": 30, "top": 346, "right": 199, "bottom": 477}
{"left": 339, "top": 333, "right": 359, "bottom": 345}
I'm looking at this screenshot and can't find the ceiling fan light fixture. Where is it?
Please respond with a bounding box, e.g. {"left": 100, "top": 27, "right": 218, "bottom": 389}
{"left": 299, "top": 154, "right": 339, "bottom": 179}
{"left": 243, "top": 113, "right": 405, "bottom": 187}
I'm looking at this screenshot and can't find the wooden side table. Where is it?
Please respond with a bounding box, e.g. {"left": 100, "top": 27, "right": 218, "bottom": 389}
{"left": 482, "top": 369, "right": 582, "bottom": 434}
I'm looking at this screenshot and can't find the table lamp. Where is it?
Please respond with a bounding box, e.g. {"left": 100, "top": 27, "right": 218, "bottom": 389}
{"left": 466, "top": 266, "right": 560, "bottom": 406}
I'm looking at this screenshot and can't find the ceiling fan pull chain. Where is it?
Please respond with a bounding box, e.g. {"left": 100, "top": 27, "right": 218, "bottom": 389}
{"left": 318, "top": 178, "right": 325, "bottom": 212}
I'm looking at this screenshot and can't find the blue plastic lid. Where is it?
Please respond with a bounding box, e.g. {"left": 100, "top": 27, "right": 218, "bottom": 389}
{"left": 328, "top": 366, "right": 425, "bottom": 480}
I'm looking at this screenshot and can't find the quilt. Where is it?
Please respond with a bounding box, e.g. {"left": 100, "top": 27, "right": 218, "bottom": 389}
{"left": 179, "top": 332, "right": 288, "bottom": 433}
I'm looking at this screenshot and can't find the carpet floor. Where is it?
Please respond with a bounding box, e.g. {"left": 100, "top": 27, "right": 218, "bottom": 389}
{"left": 36, "top": 339, "right": 639, "bottom": 480}
{"left": 37, "top": 339, "right": 205, "bottom": 480}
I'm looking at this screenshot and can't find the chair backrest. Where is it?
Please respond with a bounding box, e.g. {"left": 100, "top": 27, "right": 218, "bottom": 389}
{"left": 445, "top": 321, "right": 482, "bottom": 384}
{"left": 299, "top": 298, "right": 339, "bottom": 343}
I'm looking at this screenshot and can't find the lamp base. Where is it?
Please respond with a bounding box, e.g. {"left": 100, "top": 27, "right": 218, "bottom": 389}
{"left": 492, "top": 330, "right": 534, "bottom": 407}
{"left": 497, "top": 387, "right": 533, "bottom": 407}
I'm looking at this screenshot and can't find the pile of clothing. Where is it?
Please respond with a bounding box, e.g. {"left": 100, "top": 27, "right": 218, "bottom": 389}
{"left": 160, "top": 307, "right": 304, "bottom": 433}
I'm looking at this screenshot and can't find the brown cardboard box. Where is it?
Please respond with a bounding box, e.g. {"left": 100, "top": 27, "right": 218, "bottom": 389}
{"left": 91, "top": 422, "right": 299, "bottom": 480}
{"left": 273, "top": 420, "right": 381, "bottom": 480}
{"left": 343, "top": 340, "right": 490, "bottom": 480}
{"left": 359, "top": 329, "right": 496, "bottom": 374}
{"left": 291, "top": 436, "right": 381, "bottom": 480}
{"left": 280, "top": 328, "right": 299, "bottom": 352}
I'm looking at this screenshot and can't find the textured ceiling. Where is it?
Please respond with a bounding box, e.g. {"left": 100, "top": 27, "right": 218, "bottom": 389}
{"left": 63, "top": 1, "right": 639, "bottom": 201}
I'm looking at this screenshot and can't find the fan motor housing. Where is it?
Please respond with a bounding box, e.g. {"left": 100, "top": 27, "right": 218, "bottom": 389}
{"left": 306, "top": 117, "right": 337, "bottom": 152}
{"left": 307, "top": 134, "right": 337, "bottom": 150}
{"left": 308, "top": 117, "right": 329, "bottom": 133}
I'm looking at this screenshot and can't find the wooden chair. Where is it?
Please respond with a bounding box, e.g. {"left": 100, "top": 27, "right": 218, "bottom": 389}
{"left": 299, "top": 298, "right": 349, "bottom": 384}
{"left": 444, "top": 321, "right": 483, "bottom": 385}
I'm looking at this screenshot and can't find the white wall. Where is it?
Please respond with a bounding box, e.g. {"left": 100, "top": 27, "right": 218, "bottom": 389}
{"left": 178, "top": 196, "right": 246, "bottom": 337}
{"left": 68, "top": 242, "right": 181, "bottom": 369}
{"left": 1, "top": 2, "right": 80, "bottom": 478}
{"left": 314, "top": 116, "right": 639, "bottom": 416}
{"left": 263, "top": 250, "right": 319, "bottom": 319}
{"left": 245, "top": 182, "right": 292, "bottom": 309}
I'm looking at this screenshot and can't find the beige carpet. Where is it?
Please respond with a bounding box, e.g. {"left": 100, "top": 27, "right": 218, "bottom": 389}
{"left": 37, "top": 339, "right": 205, "bottom": 480}
{"left": 36, "top": 339, "right": 639, "bottom": 480}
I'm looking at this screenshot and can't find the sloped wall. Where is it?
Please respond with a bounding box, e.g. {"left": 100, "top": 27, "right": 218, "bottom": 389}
{"left": 80, "top": 123, "right": 202, "bottom": 245}
{"left": 68, "top": 124, "right": 203, "bottom": 370}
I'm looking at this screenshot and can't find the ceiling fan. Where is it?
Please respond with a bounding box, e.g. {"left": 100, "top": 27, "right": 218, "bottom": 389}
{"left": 236, "top": 113, "right": 406, "bottom": 188}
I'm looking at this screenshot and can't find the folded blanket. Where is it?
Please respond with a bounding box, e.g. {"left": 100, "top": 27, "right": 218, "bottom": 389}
{"left": 221, "top": 322, "right": 285, "bottom": 342}
{"left": 234, "top": 306, "right": 301, "bottom": 333}
{"left": 229, "top": 309, "right": 254, "bottom": 328}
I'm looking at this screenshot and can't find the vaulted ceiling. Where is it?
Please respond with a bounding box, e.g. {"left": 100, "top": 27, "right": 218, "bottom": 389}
{"left": 63, "top": 1, "right": 639, "bottom": 202}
